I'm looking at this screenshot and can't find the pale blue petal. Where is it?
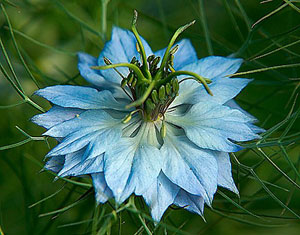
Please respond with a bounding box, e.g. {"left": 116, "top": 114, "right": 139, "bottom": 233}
{"left": 35, "top": 85, "right": 128, "bottom": 111}
{"left": 59, "top": 151, "right": 104, "bottom": 177}
{"left": 45, "top": 110, "right": 122, "bottom": 157}
{"left": 104, "top": 123, "right": 161, "bottom": 203}
{"left": 174, "top": 189, "right": 205, "bottom": 216}
{"left": 180, "top": 56, "right": 243, "bottom": 79}
{"left": 161, "top": 131, "right": 218, "bottom": 204}
{"left": 77, "top": 52, "right": 107, "bottom": 87}
{"left": 97, "top": 27, "right": 153, "bottom": 83}
{"left": 44, "top": 110, "right": 122, "bottom": 138}
{"left": 31, "top": 106, "right": 83, "bottom": 129}
{"left": 92, "top": 173, "right": 113, "bottom": 203}
{"left": 44, "top": 155, "right": 65, "bottom": 173}
{"left": 215, "top": 152, "right": 238, "bottom": 194}
{"left": 166, "top": 101, "right": 261, "bottom": 152}
{"left": 143, "top": 171, "right": 180, "bottom": 222}
{"left": 172, "top": 77, "right": 251, "bottom": 107}
{"left": 155, "top": 39, "right": 197, "bottom": 70}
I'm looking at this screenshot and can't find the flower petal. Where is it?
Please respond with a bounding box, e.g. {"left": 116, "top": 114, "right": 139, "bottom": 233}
{"left": 44, "top": 110, "right": 123, "bottom": 157}
{"left": 172, "top": 77, "right": 251, "bottom": 107}
{"left": 97, "top": 27, "right": 153, "bottom": 83}
{"left": 77, "top": 52, "right": 109, "bottom": 87}
{"left": 31, "top": 106, "right": 83, "bottom": 129}
{"left": 35, "top": 85, "right": 128, "bottom": 111}
{"left": 143, "top": 171, "right": 180, "bottom": 222}
{"left": 167, "top": 101, "right": 260, "bottom": 152}
{"left": 174, "top": 189, "right": 205, "bottom": 216}
{"left": 215, "top": 152, "right": 238, "bottom": 194}
{"left": 161, "top": 131, "right": 218, "bottom": 204}
{"left": 155, "top": 39, "right": 197, "bottom": 70}
{"left": 180, "top": 56, "right": 243, "bottom": 79}
{"left": 58, "top": 150, "right": 104, "bottom": 177}
{"left": 44, "top": 155, "right": 65, "bottom": 173}
{"left": 104, "top": 123, "right": 161, "bottom": 203}
{"left": 92, "top": 173, "right": 113, "bottom": 203}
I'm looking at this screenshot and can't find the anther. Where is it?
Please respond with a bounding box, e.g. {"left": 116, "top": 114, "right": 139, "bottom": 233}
{"left": 158, "top": 85, "right": 166, "bottom": 101}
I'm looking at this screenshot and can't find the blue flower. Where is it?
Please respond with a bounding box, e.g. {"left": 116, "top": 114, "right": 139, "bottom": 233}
{"left": 32, "top": 16, "right": 263, "bottom": 221}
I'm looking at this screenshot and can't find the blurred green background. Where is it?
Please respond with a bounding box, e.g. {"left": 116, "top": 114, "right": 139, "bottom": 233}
{"left": 0, "top": 0, "right": 300, "bottom": 234}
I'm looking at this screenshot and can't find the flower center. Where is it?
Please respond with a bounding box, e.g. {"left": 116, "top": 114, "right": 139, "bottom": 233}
{"left": 119, "top": 54, "right": 179, "bottom": 122}
{"left": 92, "top": 11, "right": 214, "bottom": 137}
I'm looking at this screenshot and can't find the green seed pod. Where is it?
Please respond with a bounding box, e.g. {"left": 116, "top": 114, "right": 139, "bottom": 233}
{"left": 166, "top": 83, "right": 172, "bottom": 95}
{"left": 151, "top": 89, "right": 159, "bottom": 104}
{"left": 147, "top": 55, "right": 155, "bottom": 63}
{"left": 160, "top": 121, "right": 167, "bottom": 138}
{"left": 172, "top": 78, "right": 179, "bottom": 93}
{"left": 159, "top": 85, "right": 166, "bottom": 101}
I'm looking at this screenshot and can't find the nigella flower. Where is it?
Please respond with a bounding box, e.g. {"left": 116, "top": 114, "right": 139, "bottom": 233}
{"left": 32, "top": 12, "right": 263, "bottom": 221}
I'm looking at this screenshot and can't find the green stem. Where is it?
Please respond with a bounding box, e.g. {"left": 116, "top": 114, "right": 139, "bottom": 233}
{"left": 154, "top": 20, "right": 195, "bottom": 80}
{"left": 126, "top": 81, "right": 156, "bottom": 108}
{"left": 91, "top": 63, "right": 149, "bottom": 84}
{"left": 159, "top": 71, "right": 213, "bottom": 95}
{"left": 101, "top": 0, "right": 111, "bottom": 42}
{"left": 131, "top": 10, "right": 152, "bottom": 80}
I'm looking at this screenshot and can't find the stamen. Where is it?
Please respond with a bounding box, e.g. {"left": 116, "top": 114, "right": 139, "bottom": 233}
{"left": 160, "top": 115, "right": 167, "bottom": 138}
{"left": 122, "top": 109, "right": 141, "bottom": 124}
{"left": 103, "top": 57, "right": 126, "bottom": 79}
